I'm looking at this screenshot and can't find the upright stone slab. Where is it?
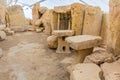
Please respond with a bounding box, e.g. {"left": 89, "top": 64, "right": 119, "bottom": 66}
{"left": 107, "top": 0, "right": 120, "bottom": 56}
{"left": 71, "top": 3, "right": 85, "bottom": 35}
{"left": 7, "top": 5, "right": 28, "bottom": 32}
{"left": 100, "top": 14, "right": 109, "bottom": 46}
{"left": 83, "top": 6, "right": 102, "bottom": 36}
{"left": 32, "top": 2, "right": 40, "bottom": 20}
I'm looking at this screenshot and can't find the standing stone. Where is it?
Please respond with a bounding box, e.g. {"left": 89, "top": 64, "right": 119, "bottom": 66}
{"left": 101, "top": 59, "right": 120, "bottom": 80}
{"left": 67, "top": 63, "right": 103, "bottom": 80}
{"left": 83, "top": 6, "right": 102, "bottom": 36}
{"left": 71, "top": 3, "right": 85, "bottom": 35}
{"left": 32, "top": 2, "right": 40, "bottom": 20}
{"left": 100, "top": 14, "right": 109, "bottom": 46}
{"left": 7, "top": 5, "right": 28, "bottom": 32}
{"left": 107, "top": 0, "right": 120, "bottom": 56}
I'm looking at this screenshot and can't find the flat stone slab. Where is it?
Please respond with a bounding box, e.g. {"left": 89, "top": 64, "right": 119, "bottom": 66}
{"left": 101, "top": 59, "right": 120, "bottom": 80}
{"left": 52, "top": 30, "right": 74, "bottom": 37}
{"left": 65, "top": 35, "right": 102, "bottom": 50}
{"left": 67, "top": 63, "right": 102, "bottom": 80}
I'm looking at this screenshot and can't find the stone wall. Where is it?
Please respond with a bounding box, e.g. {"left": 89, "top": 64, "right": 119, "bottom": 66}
{"left": 82, "top": 6, "right": 102, "bottom": 36}
{"left": 71, "top": 3, "right": 85, "bottom": 35}
{"left": 107, "top": 0, "right": 120, "bottom": 56}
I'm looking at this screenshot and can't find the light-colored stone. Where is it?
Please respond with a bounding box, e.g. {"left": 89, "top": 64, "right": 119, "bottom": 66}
{"left": 0, "top": 48, "right": 3, "bottom": 58}
{"left": 35, "top": 10, "right": 53, "bottom": 35}
{"left": 84, "top": 49, "right": 114, "bottom": 65}
{"left": 66, "top": 35, "right": 102, "bottom": 50}
{"left": 0, "top": 3, "right": 6, "bottom": 24}
{"left": 4, "top": 27, "right": 14, "bottom": 35}
{"left": 40, "top": 7, "right": 48, "bottom": 14}
{"left": 0, "top": 25, "right": 6, "bottom": 30}
{"left": 53, "top": 30, "right": 74, "bottom": 53}
{"left": 100, "top": 14, "right": 109, "bottom": 46}
{"left": 107, "top": 0, "right": 120, "bottom": 56}
{"left": 67, "top": 63, "right": 103, "bottom": 80}
{"left": 83, "top": 6, "right": 102, "bottom": 36}
{"left": 101, "top": 59, "right": 120, "bottom": 80}
{"left": 54, "top": 5, "right": 71, "bottom": 13}
{"left": 71, "top": 3, "right": 85, "bottom": 35}
{"left": 7, "top": 5, "right": 28, "bottom": 32}
{"left": 0, "top": 31, "right": 6, "bottom": 40}
{"left": 32, "top": 2, "right": 40, "bottom": 20}
{"left": 47, "top": 35, "right": 58, "bottom": 49}
{"left": 52, "top": 30, "right": 74, "bottom": 37}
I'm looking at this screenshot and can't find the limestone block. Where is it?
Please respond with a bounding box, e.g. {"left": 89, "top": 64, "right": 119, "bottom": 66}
{"left": 32, "top": 2, "right": 40, "bottom": 20}
{"left": 67, "top": 63, "right": 102, "bottom": 80}
{"left": 0, "top": 4, "right": 6, "bottom": 24}
{"left": 51, "top": 11, "right": 58, "bottom": 30}
{"left": 7, "top": 5, "right": 28, "bottom": 31}
{"left": 101, "top": 59, "right": 120, "bottom": 80}
{"left": 53, "top": 30, "right": 74, "bottom": 53}
{"left": 0, "top": 31, "right": 6, "bottom": 40}
{"left": 47, "top": 35, "right": 58, "bottom": 49}
{"left": 71, "top": 3, "right": 85, "bottom": 35}
{"left": 54, "top": 5, "right": 71, "bottom": 13}
{"left": 52, "top": 30, "right": 74, "bottom": 37}
{"left": 100, "top": 14, "right": 109, "bottom": 45}
{"left": 0, "top": 48, "right": 3, "bottom": 58}
{"left": 65, "top": 35, "right": 102, "bottom": 50}
{"left": 83, "top": 6, "right": 102, "bottom": 36}
{"left": 84, "top": 49, "right": 114, "bottom": 65}
{"left": 35, "top": 10, "right": 53, "bottom": 35}
{"left": 107, "top": 0, "right": 120, "bottom": 56}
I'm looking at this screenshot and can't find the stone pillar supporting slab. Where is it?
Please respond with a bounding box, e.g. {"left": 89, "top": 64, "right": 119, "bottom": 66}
{"left": 66, "top": 35, "right": 102, "bottom": 63}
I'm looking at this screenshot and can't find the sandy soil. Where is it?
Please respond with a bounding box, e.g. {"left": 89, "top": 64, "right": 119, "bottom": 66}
{"left": 0, "top": 32, "right": 70, "bottom": 80}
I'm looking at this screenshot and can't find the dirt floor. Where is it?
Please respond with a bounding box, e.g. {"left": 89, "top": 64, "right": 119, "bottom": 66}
{"left": 0, "top": 32, "right": 70, "bottom": 80}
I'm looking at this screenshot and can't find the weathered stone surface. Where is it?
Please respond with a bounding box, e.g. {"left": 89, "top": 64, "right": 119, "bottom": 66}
{"left": 71, "top": 3, "right": 85, "bottom": 35}
{"left": 54, "top": 5, "right": 71, "bottom": 13}
{"left": 0, "top": 25, "right": 6, "bottom": 30}
{"left": 7, "top": 5, "right": 28, "bottom": 32}
{"left": 101, "top": 14, "right": 109, "bottom": 46}
{"left": 0, "top": 48, "right": 3, "bottom": 58}
{"left": 84, "top": 49, "right": 114, "bottom": 65}
{"left": 35, "top": 10, "right": 53, "bottom": 34}
{"left": 52, "top": 30, "right": 74, "bottom": 36}
{"left": 47, "top": 35, "right": 58, "bottom": 49}
{"left": 66, "top": 35, "right": 102, "bottom": 50}
{"left": 101, "top": 59, "right": 120, "bottom": 80}
{"left": 4, "top": 27, "right": 14, "bottom": 35}
{"left": 32, "top": 2, "right": 40, "bottom": 20}
{"left": 0, "top": 31, "right": 6, "bottom": 40}
{"left": 0, "top": 3, "right": 6, "bottom": 24}
{"left": 83, "top": 6, "right": 102, "bottom": 36}
{"left": 107, "top": 0, "right": 120, "bottom": 56}
{"left": 67, "top": 63, "right": 102, "bottom": 80}
{"left": 40, "top": 7, "right": 48, "bottom": 14}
